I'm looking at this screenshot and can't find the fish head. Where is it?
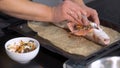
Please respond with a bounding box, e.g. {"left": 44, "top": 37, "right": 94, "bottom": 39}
{"left": 93, "top": 28, "right": 110, "bottom": 45}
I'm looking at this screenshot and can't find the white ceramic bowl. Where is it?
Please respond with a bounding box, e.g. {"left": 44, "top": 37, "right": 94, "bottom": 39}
{"left": 5, "top": 37, "right": 40, "bottom": 64}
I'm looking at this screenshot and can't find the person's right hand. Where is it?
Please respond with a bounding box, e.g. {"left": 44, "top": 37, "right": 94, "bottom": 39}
{"left": 51, "top": 0, "right": 86, "bottom": 24}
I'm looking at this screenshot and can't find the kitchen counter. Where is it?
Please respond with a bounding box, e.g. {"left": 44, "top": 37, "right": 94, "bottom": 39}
{"left": 0, "top": 33, "right": 67, "bottom": 68}
{"left": 2, "top": 19, "right": 120, "bottom": 68}
{"left": 0, "top": 14, "right": 68, "bottom": 68}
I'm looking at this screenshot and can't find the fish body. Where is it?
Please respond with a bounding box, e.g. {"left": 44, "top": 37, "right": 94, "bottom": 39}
{"left": 52, "top": 14, "right": 110, "bottom": 45}
{"left": 67, "top": 22, "right": 110, "bottom": 45}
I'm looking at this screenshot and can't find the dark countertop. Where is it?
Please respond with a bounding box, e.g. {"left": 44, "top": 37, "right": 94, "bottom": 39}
{"left": 0, "top": 33, "right": 67, "bottom": 68}
{"left": 0, "top": 14, "right": 68, "bottom": 68}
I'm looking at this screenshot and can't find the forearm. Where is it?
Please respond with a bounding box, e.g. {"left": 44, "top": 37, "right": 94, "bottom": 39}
{"left": 0, "top": 0, "right": 53, "bottom": 22}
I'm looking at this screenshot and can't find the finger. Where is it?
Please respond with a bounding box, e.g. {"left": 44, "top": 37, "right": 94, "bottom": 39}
{"left": 68, "top": 1, "right": 87, "bottom": 16}
{"left": 91, "top": 10, "right": 100, "bottom": 25}
{"left": 69, "top": 8, "right": 82, "bottom": 19}
{"left": 81, "top": 16, "right": 89, "bottom": 26}
{"left": 65, "top": 14, "right": 78, "bottom": 24}
{"left": 93, "top": 15, "right": 100, "bottom": 25}
{"left": 66, "top": 11, "right": 83, "bottom": 25}
{"left": 68, "top": 9, "right": 81, "bottom": 23}
{"left": 80, "top": 9, "right": 87, "bottom": 16}
{"left": 66, "top": 12, "right": 80, "bottom": 24}
{"left": 75, "top": 6, "right": 87, "bottom": 16}
{"left": 69, "top": 10, "right": 79, "bottom": 21}
{"left": 63, "top": 7, "right": 78, "bottom": 23}
{"left": 70, "top": 9, "right": 83, "bottom": 25}
{"left": 69, "top": 7, "right": 88, "bottom": 25}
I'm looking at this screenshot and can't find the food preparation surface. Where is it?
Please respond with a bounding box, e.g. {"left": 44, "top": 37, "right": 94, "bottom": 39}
{"left": 28, "top": 21, "right": 120, "bottom": 58}
{"left": 0, "top": 33, "right": 67, "bottom": 68}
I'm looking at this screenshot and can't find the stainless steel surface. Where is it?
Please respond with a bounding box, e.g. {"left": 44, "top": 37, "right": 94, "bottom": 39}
{"left": 87, "top": 56, "right": 120, "bottom": 68}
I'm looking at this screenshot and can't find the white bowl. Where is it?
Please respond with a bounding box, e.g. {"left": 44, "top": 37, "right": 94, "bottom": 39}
{"left": 5, "top": 37, "right": 40, "bottom": 64}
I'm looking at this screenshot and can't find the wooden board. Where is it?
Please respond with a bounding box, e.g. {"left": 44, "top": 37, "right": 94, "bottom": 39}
{"left": 28, "top": 21, "right": 120, "bottom": 57}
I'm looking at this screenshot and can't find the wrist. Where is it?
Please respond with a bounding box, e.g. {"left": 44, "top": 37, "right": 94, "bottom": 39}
{"left": 50, "top": 6, "right": 61, "bottom": 23}
{"left": 50, "top": 7, "right": 56, "bottom": 23}
{"left": 49, "top": 7, "right": 54, "bottom": 23}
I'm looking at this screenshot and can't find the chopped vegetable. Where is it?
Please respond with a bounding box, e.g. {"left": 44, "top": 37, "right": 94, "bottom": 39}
{"left": 7, "top": 40, "right": 36, "bottom": 53}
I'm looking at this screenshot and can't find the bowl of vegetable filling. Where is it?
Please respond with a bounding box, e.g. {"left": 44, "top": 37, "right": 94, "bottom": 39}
{"left": 5, "top": 37, "right": 40, "bottom": 64}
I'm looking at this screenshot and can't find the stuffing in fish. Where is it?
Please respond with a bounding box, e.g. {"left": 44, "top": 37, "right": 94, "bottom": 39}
{"left": 67, "top": 21, "right": 110, "bottom": 45}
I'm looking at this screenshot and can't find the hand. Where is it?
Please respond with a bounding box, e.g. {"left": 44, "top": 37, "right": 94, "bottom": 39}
{"left": 51, "top": 0, "right": 86, "bottom": 24}
{"left": 80, "top": 5, "right": 100, "bottom": 25}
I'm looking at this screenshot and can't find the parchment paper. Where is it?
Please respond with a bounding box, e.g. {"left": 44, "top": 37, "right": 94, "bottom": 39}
{"left": 28, "top": 21, "right": 120, "bottom": 57}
